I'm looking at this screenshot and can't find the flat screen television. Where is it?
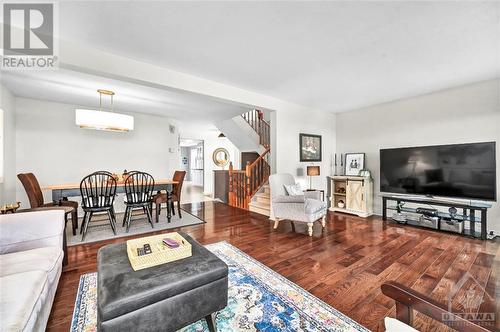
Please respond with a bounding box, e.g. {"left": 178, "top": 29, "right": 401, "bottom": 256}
{"left": 380, "top": 142, "right": 496, "bottom": 201}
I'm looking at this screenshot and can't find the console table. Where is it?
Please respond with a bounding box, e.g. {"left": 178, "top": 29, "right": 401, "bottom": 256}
{"left": 327, "top": 176, "right": 373, "bottom": 217}
{"left": 382, "top": 195, "right": 491, "bottom": 240}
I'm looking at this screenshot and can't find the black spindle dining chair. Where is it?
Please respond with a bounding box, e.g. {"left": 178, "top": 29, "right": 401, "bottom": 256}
{"left": 123, "top": 171, "right": 155, "bottom": 232}
{"left": 79, "top": 171, "right": 118, "bottom": 241}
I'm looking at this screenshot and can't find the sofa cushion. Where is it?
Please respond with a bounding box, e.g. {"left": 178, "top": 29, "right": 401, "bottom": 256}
{"left": 0, "top": 247, "right": 62, "bottom": 285}
{"left": 0, "top": 270, "right": 47, "bottom": 332}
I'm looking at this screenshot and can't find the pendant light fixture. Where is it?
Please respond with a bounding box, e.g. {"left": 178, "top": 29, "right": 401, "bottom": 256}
{"left": 75, "top": 89, "right": 134, "bottom": 132}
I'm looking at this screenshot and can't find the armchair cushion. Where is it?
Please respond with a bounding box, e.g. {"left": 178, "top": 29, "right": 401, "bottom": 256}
{"left": 284, "top": 183, "right": 302, "bottom": 196}
{"left": 384, "top": 318, "right": 418, "bottom": 332}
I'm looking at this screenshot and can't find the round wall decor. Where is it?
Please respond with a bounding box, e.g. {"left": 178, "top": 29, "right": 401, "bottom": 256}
{"left": 213, "top": 148, "right": 230, "bottom": 168}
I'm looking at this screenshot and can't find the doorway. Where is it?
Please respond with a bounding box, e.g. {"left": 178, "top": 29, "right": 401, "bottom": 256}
{"left": 179, "top": 138, "right": 207, "bottom": 203}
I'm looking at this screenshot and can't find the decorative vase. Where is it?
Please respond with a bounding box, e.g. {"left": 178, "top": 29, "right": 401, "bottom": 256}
{"left": 337, "top": 200, "right": 345, "bottom": 208}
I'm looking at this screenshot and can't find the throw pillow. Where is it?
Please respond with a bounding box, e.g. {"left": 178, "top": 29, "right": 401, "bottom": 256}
{"left": 284, "top": 183, "right": 302, "bottom": 196}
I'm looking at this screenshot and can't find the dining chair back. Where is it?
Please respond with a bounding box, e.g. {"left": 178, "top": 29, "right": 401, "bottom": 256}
{"left": 172, "top": 170, "right": 186, "bottom": 201}
{"left": 17, "top": 173, "right": 44, "bottom": 208}
{"left": 124, "top": 171, "right": 155, "bottom": 205}
{"left": 80, "top": 171, "right": 117, "bottom": 209}
{"left": 79, "top": 171, "right": 118, "bottom": 241}
{"left": 18, "top": 172, "right": 80, "bottom": 237}
{"left": 123, "top": 171, "right": 155, "bottom": 232}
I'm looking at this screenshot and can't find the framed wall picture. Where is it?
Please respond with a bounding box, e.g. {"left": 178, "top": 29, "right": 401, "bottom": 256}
{"left": 299, "top": 133, "right": 322, "bottom": 162}
{"left": 345, "top": 153, "right": 365, "bottom": 176}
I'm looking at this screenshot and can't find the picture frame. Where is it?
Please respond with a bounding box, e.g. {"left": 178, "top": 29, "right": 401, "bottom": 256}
{"left": 345, "top": 153, "right": 365, "bottom": 176}
{"left": 299, "top": 133, "right": 322, "bottom": 162}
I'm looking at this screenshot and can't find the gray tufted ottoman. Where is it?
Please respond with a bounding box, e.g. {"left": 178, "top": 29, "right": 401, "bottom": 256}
{"left": 97, "top": 232, "right": 228, "bottom": 332}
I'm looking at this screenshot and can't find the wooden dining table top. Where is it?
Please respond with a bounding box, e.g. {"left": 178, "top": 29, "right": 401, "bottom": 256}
{"left": 43, "top": 179, "right": 178, "bottom": 191}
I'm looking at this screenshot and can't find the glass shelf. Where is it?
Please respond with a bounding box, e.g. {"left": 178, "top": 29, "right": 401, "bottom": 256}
{"left": 400, "top": 219, "right": 481, "bottom": 238}
{"left": 387, "top": 206, "right": 482, "bottom": 223}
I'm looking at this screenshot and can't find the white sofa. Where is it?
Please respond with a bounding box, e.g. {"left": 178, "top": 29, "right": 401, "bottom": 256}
{"left": 0, "top": 210, "right": 65, "bottom": 332}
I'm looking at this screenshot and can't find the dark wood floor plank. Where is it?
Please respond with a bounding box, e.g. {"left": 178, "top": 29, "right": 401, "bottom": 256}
{"left": 46, "top": 202, "right": 500, "bottom": 332}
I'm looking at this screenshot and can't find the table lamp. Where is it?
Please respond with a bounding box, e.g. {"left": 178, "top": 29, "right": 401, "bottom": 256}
{"left": 306, "top": 165, "right": 320, "bottom": 190}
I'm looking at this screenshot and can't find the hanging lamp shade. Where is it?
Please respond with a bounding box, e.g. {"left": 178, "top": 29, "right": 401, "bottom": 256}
{"left": 75, "top": 109, "right": 134, "bottom": 132}
{"left": 75, "top": 89, "right": 134, "bottom": 132}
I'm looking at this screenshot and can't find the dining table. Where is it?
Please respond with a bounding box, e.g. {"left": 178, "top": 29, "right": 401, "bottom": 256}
{"left": 43, "top": 179, "right": 179, "bottom": 221}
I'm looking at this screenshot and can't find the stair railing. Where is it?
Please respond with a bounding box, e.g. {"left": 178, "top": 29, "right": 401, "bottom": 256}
{"left": 229, "top": 147, "right": 271, "bottom": 210}
{"left": 242, "top": 109, "right": 270, "bottom": 148}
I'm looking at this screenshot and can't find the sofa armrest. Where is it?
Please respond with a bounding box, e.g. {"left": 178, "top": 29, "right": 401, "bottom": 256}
{"left": 272, "top": 195, "right": 305, "bottom": 204}
{"left": 0, "top": 210, "right": 65, "bottom": 254}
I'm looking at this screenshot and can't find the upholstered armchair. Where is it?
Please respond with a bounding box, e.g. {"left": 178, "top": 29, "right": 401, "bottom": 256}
{"left": 269, "top": 173, "right": 327, "bottom": 236}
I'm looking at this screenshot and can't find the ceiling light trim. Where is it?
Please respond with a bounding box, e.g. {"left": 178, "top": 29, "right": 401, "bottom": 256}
{"left": 75, "top": 89, "right": 134, "bottom": 132}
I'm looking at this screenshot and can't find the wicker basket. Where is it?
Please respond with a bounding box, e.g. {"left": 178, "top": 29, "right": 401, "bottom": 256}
{"left": 126, "top": 232, "right": 192, "bottom": 271}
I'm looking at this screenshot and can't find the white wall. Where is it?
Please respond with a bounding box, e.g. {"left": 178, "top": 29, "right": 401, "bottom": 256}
{"left": 15, "top": 97, "right": 180, "bottom": 212}
{"left": 336, "top": 79, "right": 500, "bottom": 232}
{"left": 0, "top": 84, "right": 16, "bottom": 204}
{"left": 274, "top": 108, "right": 336, "bottom": 191}
{"left": 179, "top": 127, "right": 240, "bottom": 196}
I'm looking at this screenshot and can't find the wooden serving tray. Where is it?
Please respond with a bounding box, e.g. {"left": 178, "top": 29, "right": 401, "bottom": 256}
{"left": 126, "top": 232, "right": 192, "bottom": 271}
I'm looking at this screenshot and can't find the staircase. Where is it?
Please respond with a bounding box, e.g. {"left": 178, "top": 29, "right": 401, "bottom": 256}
{"left": 228, "top": 110, "right": 271, "bottom": 215}
{"left": 249, "top": 185, "right": 271, "bottom": 216}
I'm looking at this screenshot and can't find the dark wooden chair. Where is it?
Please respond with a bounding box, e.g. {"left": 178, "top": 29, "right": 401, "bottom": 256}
{"left": 123, "top": 171, "right": 155, "bottom": 232}
{"left": 381, "top": 281, "right": 492, "bottom": 332}
{"left": 170, "top": 170, "right": 186, "bottom": 217}
{"left": 17, "top": 172, "right": 79, "bottom": 235}
{"left": 79, "top": 172, "right": 118, "bottom": 241}
{"left": 153, "top": 170, "right": 186, "bottom": 223}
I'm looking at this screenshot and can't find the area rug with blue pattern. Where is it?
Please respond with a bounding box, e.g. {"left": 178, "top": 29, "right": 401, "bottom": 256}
{"left": 71, "top": 241, "right": 368, "bottom": 332}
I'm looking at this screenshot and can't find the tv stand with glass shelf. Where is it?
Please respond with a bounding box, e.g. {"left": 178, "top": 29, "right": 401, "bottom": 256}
{"left": 381, "top": 195, "right": 491, "bottom": 240}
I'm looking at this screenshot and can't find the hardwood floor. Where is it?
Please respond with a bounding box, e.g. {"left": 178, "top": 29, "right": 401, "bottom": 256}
{"left": 47, "top": 201, "right": 500, "bottom": 332}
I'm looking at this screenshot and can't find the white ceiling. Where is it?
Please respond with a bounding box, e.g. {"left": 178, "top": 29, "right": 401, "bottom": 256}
{"left": 1, "top": 70, "right": 252, "bottom": 123}
{"left": 57, "top": 1, "right": 500, "bottom": 112}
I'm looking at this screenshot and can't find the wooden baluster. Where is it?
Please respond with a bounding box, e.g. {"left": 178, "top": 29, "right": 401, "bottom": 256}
{"left": 237, "top": 173, "right": 240, "bottom": 208}
{"left": 236, "top": 174, "right": 239, "bottom": 208}
{"left": 245, "top": 162, "right": 251, "bottom": 209}
{"left": 240, "top": 173, "right": 244, "bottom": 208}
{"left": 228, "top": 162, "right": 234, "bottom": 206}
{"left": 242, "top": 173, "right": 244, "bottom": 208}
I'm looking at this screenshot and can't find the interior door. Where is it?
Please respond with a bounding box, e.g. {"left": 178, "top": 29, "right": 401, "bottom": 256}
{"left": 346, "top": 180, "right": 364, "bottom": 212}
